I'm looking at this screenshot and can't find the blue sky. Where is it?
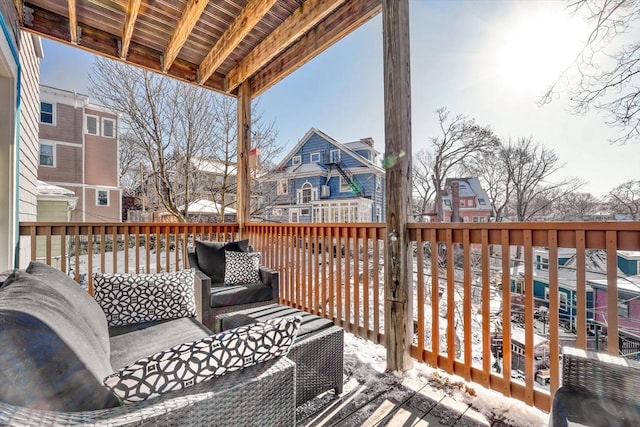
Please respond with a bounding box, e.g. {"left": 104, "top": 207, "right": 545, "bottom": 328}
{"left": 39, "top": 0, "right": 639, "bottom": 197}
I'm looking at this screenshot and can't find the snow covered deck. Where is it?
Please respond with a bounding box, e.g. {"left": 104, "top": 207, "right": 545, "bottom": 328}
{"left": 297, "top": 332, "right": 548, "bottom": 426}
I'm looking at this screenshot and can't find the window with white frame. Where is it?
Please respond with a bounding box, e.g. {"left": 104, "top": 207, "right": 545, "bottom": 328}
{"left": 301, "top": 182, "right": 313, "bottom": 203}
{"left": 376, "top": 207, "right": 382, "bottom": 222}
{"left": 459, "top": 200, "right": 465, "bottom": 207}
{"left": 467, "top": 199, "right": 473, "bottom": 207}
{"left": 540, "top": 257, "right": 549, "bottom": 270}
{"left": 473, "top": 216, "right": 479, "bottom": 223}
{"left": 292, "top": 156, "right": 301, "bottom": 166}
{"left": 619, "top": 299, "right": 630, "bottom": 318}
{"left": 272, "top": 208, "right": 283, "bottom": 216}
{"left": 310, "top": 152, "right": 321, "bottom": 163}
{"left": 444, "top": 199, "right": 451, "bottom": 206}
{"left": 330, "top": 149, "right": 340, "bottom": 163}
{"left": 40, "top": 102, "right": 54, "bottom": 124}
{"left": 277, "top": 179, "right": 288, "bottom": 195}
{"left": 463, "top": 216, "right": 469, "bottom": 222}
{"left": 376, "top": 176, "right": 382, "bottom": 193}
{"left": 86, "top": 115, "right": 98, "bottom": 135}
{"left": 301, "top": 208, "right": 310, "bottom": 216}
{"left": 478, "top": 198, "right": 486, "bottom": 205}
{"left": 97, "top": 189, "right": 109, "bottom": 206}
{"left": 39, "top": 144, "right": 55, "bottom": 166}
{"left": 102, "top": 118, "right": 115, "bottom": 137}
{"left": 559, "top": 292, "right": 568, "bottom": 311}
{"left": 340, "top": 177, "right": 351, "bottom": 192}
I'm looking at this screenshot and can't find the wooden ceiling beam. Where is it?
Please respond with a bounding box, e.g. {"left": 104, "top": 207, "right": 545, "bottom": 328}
{"left": 163, "top": 0, "right": 209, "bottom": 72}
{"left": 120, "top": 0, "right": 141, "bottom": 59}
{"left": 226, "top": 0, "right": 347, "bottom": 92}
{"left": 250, "top": 0, "right": 381, "bottom": 97}
{"left": 68, "top": 0, "right": 78, "bottom": 44}
{"left": 21, "top": 6, "right": 227, "bottom": 95}
{"left": 199, "top": 0, "right": 277, "bottom": 86}
{"left": 14, "top": 0, "right": 24, "bottom": 24}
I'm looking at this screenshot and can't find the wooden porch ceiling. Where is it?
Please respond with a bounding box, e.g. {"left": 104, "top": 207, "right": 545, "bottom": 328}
{"left": 16, "top": 0, "right": 381, "bottom": 97}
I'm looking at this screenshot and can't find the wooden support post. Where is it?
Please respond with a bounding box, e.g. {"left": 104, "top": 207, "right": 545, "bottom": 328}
{"left": 236, "top": 81, "right": 251, "bottom": 239}
{"left": 383, "top": 0, "right": 413, "bottom": 372}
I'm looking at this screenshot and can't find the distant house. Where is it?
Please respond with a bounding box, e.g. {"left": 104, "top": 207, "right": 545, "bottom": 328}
{"left": 439, "top": 177, "right": 493, "bottom": 223}
{"left": 257, "top": 128, "right": 385, "bottom": 223}
{"left": 589, "top": 278, "right": 640, "bottom": 359}
{"left": 618, "top": 251, "right": 640, "bottom": 276}
{"left": 38, "top": 85, "right": 121, "bottom": 222}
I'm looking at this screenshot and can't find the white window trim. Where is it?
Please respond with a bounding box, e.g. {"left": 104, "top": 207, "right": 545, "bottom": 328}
{"left": 102, "top": 117, "right": 116, "bottom": 138}
{"left": 330, "top": 149, "right": 340, "bottom": 163}
{"left": 339, "top": 177, "right": 350, "bottom": 193}
{"left": 376, "top": 176, "right": 382, "bottom": 193}
{"left": 301, "top": 208, "right": 310, "bottom": 216}
{"left": 85, "top": 114, "right": 99, "bottom": 135}
{"left": 40, "top": 101, "right": 55, "bottom": 125}
{"left": 96, "top": 189, "right": 110, "bottom": 207}
{"left": 292, "top": 155, "right": 302, "bottom": 166}
{"left": 272, "top": 208, "right": 283, "bottom": 216}
{"left": 290, "top": 209, "right": 299, "bottom": 223}
{"left": 277, "top": 179, "right": 288, "bottom": 195}
{"left": 39, "top": 143, "right": 56, "bottom": 167}
{"left": 310, "top": 152, "right": 321, "bottom": 163}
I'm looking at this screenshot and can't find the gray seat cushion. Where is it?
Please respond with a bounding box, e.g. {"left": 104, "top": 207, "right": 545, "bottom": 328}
{"left": 109, "top": 317, "right": 212, "bottom": 369}
{"left": 0, "top": 270, "right": 118, "bottom": 411}
{"left": 26, "top": 261, "right": 110, "bottom": 356}
{"left": 210, "top": 282, "right": 273, "bottom": 308}
{"left": 195, "top": 239, "right": 248, "bottom": 283}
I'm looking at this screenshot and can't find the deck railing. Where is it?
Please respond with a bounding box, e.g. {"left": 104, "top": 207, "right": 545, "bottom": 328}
{"left": 18, "top": 220, "right": 640, "bottom": 412}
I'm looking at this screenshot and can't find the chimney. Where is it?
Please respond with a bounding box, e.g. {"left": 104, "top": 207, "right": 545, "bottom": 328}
{"left": 450, "top": 181, "right": 463, "bottom": 223}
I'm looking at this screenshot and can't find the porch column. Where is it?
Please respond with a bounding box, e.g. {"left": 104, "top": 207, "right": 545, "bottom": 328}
{"left": 236, "top": 80, "right": 251, "bottom": 238}
{"left": 383, "top": 0, "right": 413, "bottom": 371}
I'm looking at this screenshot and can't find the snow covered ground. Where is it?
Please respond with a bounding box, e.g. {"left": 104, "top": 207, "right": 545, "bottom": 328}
{"left": 296, "top": 331, "right": 550, "bottom": 426}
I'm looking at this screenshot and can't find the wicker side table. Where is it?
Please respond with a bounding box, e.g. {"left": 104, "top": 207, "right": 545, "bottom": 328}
{"left": 216, "top": 304, "right": 344, "bottom": 406}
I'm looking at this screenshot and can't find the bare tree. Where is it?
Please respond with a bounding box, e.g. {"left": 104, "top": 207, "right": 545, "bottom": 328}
{"left": 550, "top": 191, "right": 601, "bottom": 220}
{"left": 429, "top": 108, "right": 500, "bottom": 221}
{"left": 463, "top": 151, "right": 512, "bottom": 222}
{"left": 607, "top": 179, "right": 640, "bottom": 219}
{"left": 412, "top": 149, "right": 436, "bottom": 221}
{"left": 541, "top": 0, "right": 640, "bottom": 144}
{"left": 502, "top": 137, "right": 585, "bottom": 221}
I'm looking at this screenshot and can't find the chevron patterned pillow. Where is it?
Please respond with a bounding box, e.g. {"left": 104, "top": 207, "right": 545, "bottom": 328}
{"left": 103, "top": 316, "right": 301, "bottom": 403}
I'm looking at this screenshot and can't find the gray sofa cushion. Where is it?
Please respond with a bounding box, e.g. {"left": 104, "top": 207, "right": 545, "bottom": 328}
{"left": 195, "top": 239, "right": 248, "bottom": 283}
{"left": 210, "top": 282, "right": 273, "bottom": 308}
{"left": 26, "top": 261, "right": 110, "bottom": 356}
{"left": 0, "top": 270, "right": 118, "bottom": 411}
{"left": 109, "top": 317, "right": 211, "bottom": 369}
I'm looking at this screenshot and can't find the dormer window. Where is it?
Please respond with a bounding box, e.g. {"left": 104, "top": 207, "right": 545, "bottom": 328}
{"left": 310, "top": 152, "right": 321, "bottom": 163}
{"left": 330, "top": 149, "right": 340, "bottom": 163}
{"left": 292, "top": 156, "right": 301, "bottom": 166}
{"left": 478, "top": 198, "right": 486, "bottom": 205}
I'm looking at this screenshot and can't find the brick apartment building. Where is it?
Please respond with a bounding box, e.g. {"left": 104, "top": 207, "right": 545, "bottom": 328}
{"left": 38, "top": 85, "right": 121, "bottom": 222}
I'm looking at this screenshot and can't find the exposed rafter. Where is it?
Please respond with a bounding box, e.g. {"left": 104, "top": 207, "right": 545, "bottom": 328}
{"left": 251, "top": 0, "right": 381, "bottom": 97}
{"left": 68, "top": 0, "right": 78, "bottom": 44}
{"left": 199, "top": 0, "right": 277, "bottom": 86}
{"left": 14, "top": 0, "right": 24, "bottom": 24}
{"left": 163, "top": 0, "right": 209, "bottom": 72}
{"left": 226, "top": 0, "right": 347, "bottom": 92}
{"left": 120, "top": 0, "right": 141, "bottom": 59}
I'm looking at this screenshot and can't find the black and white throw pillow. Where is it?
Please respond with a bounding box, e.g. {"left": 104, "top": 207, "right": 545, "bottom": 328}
{"left": 224, "top": 251, "right": 261, "bottom": 285}
{"left": 104, "top": 316, "right": 301, "bottom": 403}
{"left": 93, "top": 269, "right": 196, "bottom": 327}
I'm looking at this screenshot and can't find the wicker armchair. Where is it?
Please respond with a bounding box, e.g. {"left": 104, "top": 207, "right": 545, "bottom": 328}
{"left": 188, "top": 246, "right": 279, "bottom": 330}
{"left": 0, "top": 357, "right": 296, "bottom": 426}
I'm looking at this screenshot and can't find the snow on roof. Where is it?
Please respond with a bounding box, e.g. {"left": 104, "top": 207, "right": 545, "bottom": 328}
{"left": 588, "top": 278, "right": 640, "bottom": 294}
{"left": 36, "top": 181, "right": 76, "bottom": 198}
{"left": 510, "top": 327, "right": 547, "bottom": 347}
{"left": 178, "top": 199, "right": 237, "bottom": 214}
{"left": 191, "top": 157, "right": 237, "bottom": 175}
{"left": 619, "top": 251, "right": 640, "bottom": 259}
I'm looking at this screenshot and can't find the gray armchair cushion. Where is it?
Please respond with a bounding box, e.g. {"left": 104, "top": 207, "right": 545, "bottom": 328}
{"left": 26, "top": 261, "right": 111, "bottom": 356}
{"left": 0, "top": 270, "right": 118, "bottom": 411}
{"left": 210, "top": 282, "right": 273, "bottom": 308}
{"left": 194, "top": 239, "right": 249, "bottom": 283}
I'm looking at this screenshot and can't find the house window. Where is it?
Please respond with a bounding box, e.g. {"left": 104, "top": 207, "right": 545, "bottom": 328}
{"left": 97, "top": 189, "right": 109, "bottom": 206}
{"left": 277, "top": 179, "right": 288, "bottom": 195}
{"left": 292, "top": 156, "right": 301, "bottom": 166}
{"left": 459, "top": 200, "right": 465, "bottom": 207}
{"left": 473, "top": 216, "right": 479, "bottom": 223}
{"left": 301, "top": 208, "right": 310, "bottom": 216}
{"left": 463, "top": 216, "right": 469, "bottom": 222}
{"left": 467, "top": 199, "right": 473, "bottom": 207}
{"left": 478, "top": 198, "right": 486, "bottom": 205}
{"left": 340, "top": 177, "right": 350, "bottom": 192}
{"left": 619, "top": 299, "right": 630, "bottom": 318}
{"left": 40, "top": 102, "right": 54, "bottom": 124}
{"left": 376, "top": 176, "right": 382, "bottom": 193}
{"left": 376, "top": 207, "right": 382, "bottom": 222}
{"left": 102, "top": 118, "right": 115, "bottom": 137}
{"left": 479, "top": 217, "right": 486, "bottom": 222}
{"left": 310, "top": 152, "right": 321, "bottom": 163}
{"left": 272, "top": 208, "right": 282, "bottom": 216}
{"left": 330, "top": 149, "right": 340, "bottom": 163}
{"left": 86, "top": 115, "right": 98, "bottom": 135}
{"left": 444, "top": 199, "right": 451, "bottom": 206}
{"left": 540, "top": 257, "right": 549, "bottom": 270}
{"left": 301, "top": 182, "right": 312, "bottom": 203}
{"left": 559, "top": 292, "right": 568, "bottom": 311}
{"left": 39, "top": 143, "right": 54, "bottom": 166}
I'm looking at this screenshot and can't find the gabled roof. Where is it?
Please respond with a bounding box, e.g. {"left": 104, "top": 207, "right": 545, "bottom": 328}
{"left": 274, "top": 127, "right": 384, "bottom": 173}
{"left": 443, "top": 177, "right": 490, "bottom": 201}
{"left": 191, "top": 157, "right": 237, "bottom": 176}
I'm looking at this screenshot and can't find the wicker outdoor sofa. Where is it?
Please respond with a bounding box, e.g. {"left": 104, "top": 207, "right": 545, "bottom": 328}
{"left": 550, "top": 346, "right": 640, "bottom": 426}
{"left": 0, "top": 262, "right": 297, "bottom": 426}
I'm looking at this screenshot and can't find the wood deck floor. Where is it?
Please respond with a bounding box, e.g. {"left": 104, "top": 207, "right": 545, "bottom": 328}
{"left": 295, "top": 335, "right": 549, "bottom": 427}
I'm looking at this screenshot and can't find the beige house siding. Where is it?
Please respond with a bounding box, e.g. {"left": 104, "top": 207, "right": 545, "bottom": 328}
{"left": 84, "top": 187, "right": 121, "bottom": 222}
{"left": 39, "top": 102, "right": 84, "bottom": 143}
{"left": 17, "top": 32, "right": 43, "bottom": 268}
{"left": 85, "top": 137, "right": 118, "bottom": 186}
{"left": 38, "top": 143, "right": 83, "bottom": 183}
